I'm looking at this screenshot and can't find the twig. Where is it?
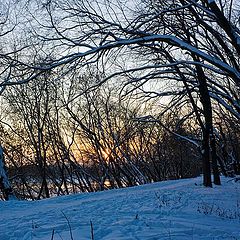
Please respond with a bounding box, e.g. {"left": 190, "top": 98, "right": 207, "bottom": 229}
{"left": 61, "top": 211, "right": 74, "bottom": 240}
{"left": 90, "top": 220, "right": 94, "bottom": 240}
{"left": 51, "top": 229, "right": 55, "bottom": 240}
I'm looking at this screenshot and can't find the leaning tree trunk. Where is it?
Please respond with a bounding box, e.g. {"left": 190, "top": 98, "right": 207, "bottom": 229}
{"left": 194, "top": 56, "right": 221, "bottom": 187}
{"left": 164, "top": 50, "right": 221, "bottom": 187}
{"left": 0, "top": 145, "right": 15, "bottom": 200}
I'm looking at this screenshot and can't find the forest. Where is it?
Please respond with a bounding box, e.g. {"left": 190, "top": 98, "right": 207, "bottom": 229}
{"left": 0, "top": 0, "right": 239, "bottom": 200}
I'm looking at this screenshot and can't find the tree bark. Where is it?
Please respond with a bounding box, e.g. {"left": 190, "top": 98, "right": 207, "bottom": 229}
{"left": 0, "top": 146, "right": 15, "bottom": 200}
{"left": 193, "top": 55, "right": 221, "bottom": 186}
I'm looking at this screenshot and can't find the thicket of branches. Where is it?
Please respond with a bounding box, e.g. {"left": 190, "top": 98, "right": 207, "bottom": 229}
{"left": 0, "top": 0, "right": 239, "bottom": 200}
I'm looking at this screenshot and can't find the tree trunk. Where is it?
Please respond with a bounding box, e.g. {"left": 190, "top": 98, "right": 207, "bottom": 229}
{"left": 193, "top": 55, "right": 221, "bottom": 187}
{"left": 210, "top": 135, "right": 221, "bottom": 185}
{"left": 202, "top": 130, "right": 212, "bottom": 187}
{"left": 0, "top": 146, "right": 15, "bottom": 200}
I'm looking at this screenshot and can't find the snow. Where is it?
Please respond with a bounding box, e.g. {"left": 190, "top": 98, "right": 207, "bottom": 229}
{"left": 38, "top": 34, "right": 240, "bottom": 84}
{"left": 1, "top": 177, "right": 240, "bottom": 240}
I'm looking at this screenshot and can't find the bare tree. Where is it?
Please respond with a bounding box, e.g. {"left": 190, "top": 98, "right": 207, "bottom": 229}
{"left": 1, "top": 0, "right": 239, "bottom": 191}
{"left": 19, "top": 0, "right": 238, "bottom": 186}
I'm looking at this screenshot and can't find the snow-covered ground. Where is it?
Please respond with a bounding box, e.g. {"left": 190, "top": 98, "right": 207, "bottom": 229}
{"left": 1, "top": 176, "right": 240, "bottom": 240}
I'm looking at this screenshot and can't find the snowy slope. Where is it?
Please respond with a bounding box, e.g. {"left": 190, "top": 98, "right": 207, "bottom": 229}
{"left": 0, "top": 177, "right": 239, "bottom": 240}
